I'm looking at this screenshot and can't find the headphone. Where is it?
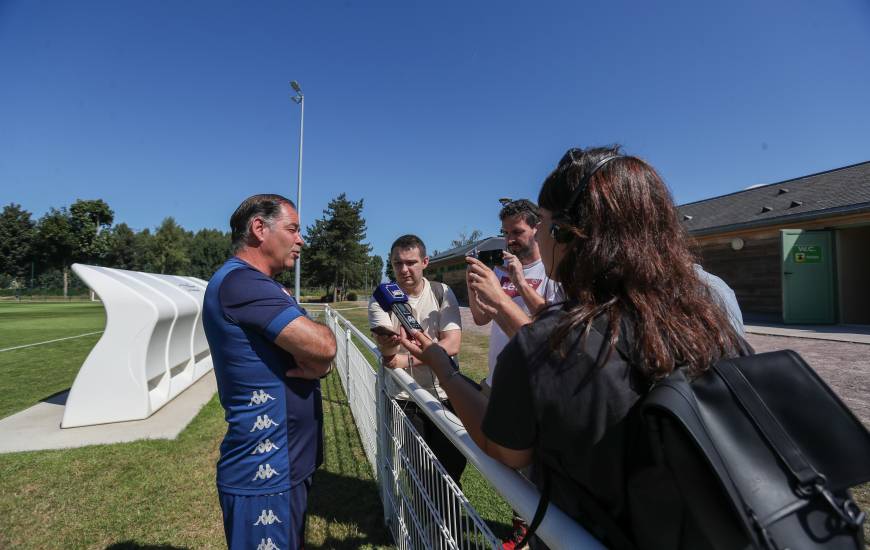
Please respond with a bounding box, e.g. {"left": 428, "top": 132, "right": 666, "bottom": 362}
{"left": 549, "top": 154, "right": 624, "bottom": 243}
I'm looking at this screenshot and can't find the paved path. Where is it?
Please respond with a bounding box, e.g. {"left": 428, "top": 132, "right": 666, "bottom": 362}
{"left": 746, "top": 323, "right": 870, "bottom": 345}
{"left": 0, "top": 370, "right": 217, "bottom": 454}
{"left": 747, "top": 333, "right": 870, "bottom": 427}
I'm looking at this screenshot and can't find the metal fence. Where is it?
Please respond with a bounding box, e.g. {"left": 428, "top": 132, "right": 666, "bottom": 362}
{"left": 322, "top": 306, "right": 603, "bottom": 550}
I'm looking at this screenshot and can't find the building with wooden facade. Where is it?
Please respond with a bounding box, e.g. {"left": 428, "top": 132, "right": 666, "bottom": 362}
{"left": 425, "top": 161, "right": 869, "bottom": 323}
{"left": 680, "top": 161, "right": 870, "bottom": 324}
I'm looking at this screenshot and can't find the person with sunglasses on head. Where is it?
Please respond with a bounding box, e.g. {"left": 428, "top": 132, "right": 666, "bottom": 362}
{"left": 467, "top": 199, "right": 563, "bottom": 399}
{"left": 397, "top": 147, "right": 749, "bottom": 549}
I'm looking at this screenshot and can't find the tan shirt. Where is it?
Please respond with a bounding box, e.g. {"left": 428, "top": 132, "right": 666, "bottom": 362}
{"left": 368, "top": 278, "right": 461, "bottom": 400}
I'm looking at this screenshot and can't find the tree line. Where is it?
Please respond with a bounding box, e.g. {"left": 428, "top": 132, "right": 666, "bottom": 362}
{"left": 0, "top": 193, "right": 382, "bottom": 300}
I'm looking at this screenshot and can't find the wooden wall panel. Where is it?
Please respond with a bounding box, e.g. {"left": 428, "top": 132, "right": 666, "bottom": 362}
{"left": 695, "top": 236, "right": 782, "bottom": 316}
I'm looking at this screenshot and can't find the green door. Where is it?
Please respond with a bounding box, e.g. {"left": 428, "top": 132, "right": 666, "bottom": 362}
{"left": 781, "top": 229, "right": 836, "bottom": 324}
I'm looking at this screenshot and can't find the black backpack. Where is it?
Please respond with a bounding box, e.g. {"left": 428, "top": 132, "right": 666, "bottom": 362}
{"left": 523, "top": 350, "right": 870, "bottom": 550}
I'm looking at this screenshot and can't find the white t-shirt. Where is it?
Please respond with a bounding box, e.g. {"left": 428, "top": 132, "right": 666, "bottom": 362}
{"left": 487, "top": 259, "right": 561, "bottom": 387}
{"left": 368, "top": 278, "right": 462, "bottom": 400}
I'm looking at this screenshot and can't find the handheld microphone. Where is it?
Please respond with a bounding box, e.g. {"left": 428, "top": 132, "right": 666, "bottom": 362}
{"left": 373, "top": 282, "right": 470, "bottom": 384}
{"left": 373, "top": 283, "right": 424, "bottom": 335}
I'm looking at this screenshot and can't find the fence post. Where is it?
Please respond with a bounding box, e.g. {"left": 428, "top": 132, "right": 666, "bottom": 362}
{"left": 344, "top": 328, "right": 352, "bottom": 402}
{"left": 377, "top": 360, "right": 389, "bottom": 526}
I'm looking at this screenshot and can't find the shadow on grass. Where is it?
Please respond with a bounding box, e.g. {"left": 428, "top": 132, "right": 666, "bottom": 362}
{"left": 106, "top": 543, "right": 189, "bottom": 550}
{"left": 307, "top": 469, "right": 392, "bottom": 550}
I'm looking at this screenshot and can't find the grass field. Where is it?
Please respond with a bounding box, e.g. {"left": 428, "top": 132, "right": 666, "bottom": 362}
{"left": 0, "top": 302, "right": 106, "bottom": 419}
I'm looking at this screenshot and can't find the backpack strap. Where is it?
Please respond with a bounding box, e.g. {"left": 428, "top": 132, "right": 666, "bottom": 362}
{"left": 515, "top": 467, "right": 550, "bottom": 548}
{"left": 713, "top": 359, "right": 865, "bottom": 529}
{"left": 519, "top": 464, "right": 636, "bottom": 549}
{"left": 713, "top": 358, "right": 822, "bottom": 488}
{"left": 431, "top": 280, "right": 445, "bottom": 308}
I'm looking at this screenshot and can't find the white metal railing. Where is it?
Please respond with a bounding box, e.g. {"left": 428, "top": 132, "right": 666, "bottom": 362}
{"left": 322, "top": 306, "right": 603, "bottom": 550}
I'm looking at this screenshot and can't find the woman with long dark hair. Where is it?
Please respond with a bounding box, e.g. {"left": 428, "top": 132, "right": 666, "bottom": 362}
{"left": 396, "top": 146, "right": 746, "bottom": 548}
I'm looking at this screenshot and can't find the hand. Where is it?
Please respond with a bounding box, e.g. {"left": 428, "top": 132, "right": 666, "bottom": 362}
{"left": 465, "top": 256, "right": 506, "bottom": 312}
{"left": 286, "top": 358, "right": 331, "bottom": 380}
{"left": 502, "top": 251, "right": 526, "bottom": 288}
{"left": 471, "top": 290, "right": 498, "bottom": 317}
{"left": 373, "top": 331, "right": 401, "bottom": 349}
{"left": 381, "top": 354, "right": 403, "bottom": 369}
{"left": 398, "top": 327, "right": 448, "bottom": 368}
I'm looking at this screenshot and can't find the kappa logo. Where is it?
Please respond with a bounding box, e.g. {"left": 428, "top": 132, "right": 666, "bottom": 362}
{"left": 250, "top": 415, "right": 280, "bottom": 432}
{"left": 251, "top": 438, "right": 281, "bottom": 455}
{"left": 254, "top": 509, "right": 282, "bottom": 526}
{"left": 249, "top": 389, "right": 276, "bottom": 406}
{"left": 257, "top": 538, "right": 280, "bottom": 550}
{"left": 253, "top": 463, "right": 280, "bottom": 481}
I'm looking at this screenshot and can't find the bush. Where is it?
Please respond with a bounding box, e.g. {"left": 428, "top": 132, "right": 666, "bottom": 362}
{"left": 346, "top": 292, "right": 358, "bottom": 301}
{"left": 320, "top": 294, "right": 334, "bottom": 303}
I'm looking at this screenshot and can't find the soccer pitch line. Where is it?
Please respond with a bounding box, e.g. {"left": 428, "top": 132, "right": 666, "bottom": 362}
{"left": 0, "top": 331, "right": 104, "bottom": 353}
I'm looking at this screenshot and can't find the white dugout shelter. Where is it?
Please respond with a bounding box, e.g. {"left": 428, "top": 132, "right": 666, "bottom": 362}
{"left": 62, "top": 264, "right": 213, "bottom": 428}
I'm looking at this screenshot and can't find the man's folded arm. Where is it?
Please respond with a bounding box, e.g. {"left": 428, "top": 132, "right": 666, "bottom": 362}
{"left": 274, "top": 317, "right": 337, "bottom": 366}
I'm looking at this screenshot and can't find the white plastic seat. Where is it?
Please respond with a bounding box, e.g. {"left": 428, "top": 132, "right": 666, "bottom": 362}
{"left": 62, "top": 264, "right": 213, "bottom": 428}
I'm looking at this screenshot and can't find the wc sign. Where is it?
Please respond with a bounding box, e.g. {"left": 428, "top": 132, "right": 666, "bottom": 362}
{"left": 793, "top": 245, "right": 822, "bottom": 263}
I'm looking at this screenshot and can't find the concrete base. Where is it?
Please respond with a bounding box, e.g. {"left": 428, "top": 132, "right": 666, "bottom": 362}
{"left": 0, "top": 370, "right": 217, "bottom": 454}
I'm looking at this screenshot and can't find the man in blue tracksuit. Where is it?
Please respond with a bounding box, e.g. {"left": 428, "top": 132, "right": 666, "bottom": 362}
{"left": 203, "top": 194, "right": 336, "bottom": 550}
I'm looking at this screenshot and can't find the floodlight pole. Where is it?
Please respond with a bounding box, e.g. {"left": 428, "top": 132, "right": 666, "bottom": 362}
{"left": 290, "top": 81, "right": 304, "bottom": 300}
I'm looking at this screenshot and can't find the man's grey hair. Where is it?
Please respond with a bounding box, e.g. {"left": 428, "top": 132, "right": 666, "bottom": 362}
{"left": 230, "top": 194, "right": 296, "bottom": 253}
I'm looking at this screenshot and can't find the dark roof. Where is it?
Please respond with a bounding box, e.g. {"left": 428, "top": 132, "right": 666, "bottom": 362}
{"left": 428, "top": 236, "right": 505, "bottom": 264}
{"left": 678, "top": 161, "right": 870, "bottom": 235}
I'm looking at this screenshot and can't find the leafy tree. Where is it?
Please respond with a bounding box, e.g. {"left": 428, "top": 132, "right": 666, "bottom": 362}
{"left": 33, "top": 199, "right": 116, "bottom": 296}
{"left": 303, "top": 193, "right": 371, "bottom": 302}
{"left": 69, "top": 199, "right": 114, "bottom": 263}
{"left": 33, "top": 208, "right": 77, "bottom": 296}
{"left": 364, "top": 254, "right": 384, "bottom": 291}
{"left": 149, "top": 217, "right": 191, "bottom": 275}
{"left": 187, "top": 228, "right": 231, "bottom": 279}
{"left": 0, "top": 203, "right": 35, "bottom": 281}
{"left": 384, "top": 254, "right": 395, "bottom": 282}
{"left": 450, "top": 229, "right": 482, "bottom": 249}
{"left": 104, "top": 223, "right": 140, "bottom": 270}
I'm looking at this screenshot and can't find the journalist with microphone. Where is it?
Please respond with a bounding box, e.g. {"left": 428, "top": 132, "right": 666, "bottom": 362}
{"left": 367, "top": 234, "right": 467, "bottom": 487}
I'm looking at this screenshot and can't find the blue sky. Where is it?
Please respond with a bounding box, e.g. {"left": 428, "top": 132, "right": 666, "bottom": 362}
{"left": 2, "top": 0, "right": 869, "bottom": 261}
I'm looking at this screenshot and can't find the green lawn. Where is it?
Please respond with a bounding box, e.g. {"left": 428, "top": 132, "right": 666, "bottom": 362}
{"left": 0, "top": 301, "right": 106, "bottom": 349}
{"left": 0, "top": 302, "right": 106, "bottom": 420}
